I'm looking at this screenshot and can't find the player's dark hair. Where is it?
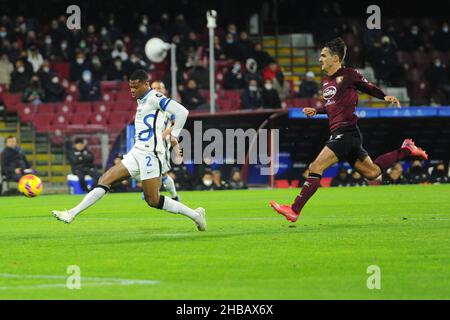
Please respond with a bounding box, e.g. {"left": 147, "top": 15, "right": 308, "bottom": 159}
{"left": 6, "top": 135, "right": 15, "bottom": 140}
{"left": 129, "top": 69, "right": 149, "bottom": 83}
{"left": 74, "top": 137, "right": 84, "bottom": 144}
{"left": 323, "top": 37, "right": 347, "bottom": 62}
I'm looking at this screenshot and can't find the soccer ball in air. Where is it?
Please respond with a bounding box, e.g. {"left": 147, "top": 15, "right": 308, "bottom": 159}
{"left": 18, "top": 174, "right": 43, "bottom": 197}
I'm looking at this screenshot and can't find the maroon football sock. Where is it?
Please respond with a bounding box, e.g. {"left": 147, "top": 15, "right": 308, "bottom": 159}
{"left": 374, "top": 149, "right": 411, "bottom": 172}
{"left": 291, "top": 173, "right": 322, "bottom": 214}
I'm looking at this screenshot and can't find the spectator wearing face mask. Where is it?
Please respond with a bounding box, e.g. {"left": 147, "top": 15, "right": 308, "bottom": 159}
{"left": 433, "top": 22, "right": 450, "bottom": 52}
{"left": 179, "top": 79, "right": 208, "bottom": 111}
{"left": 298, "top": 71, "right": 319, "bottom": 98}
{"left": 397, "top": 25, "right": 425, "bottom": 52}
{"left": 331, "top": 167, "right": 351, "bottom": 187}
{"left": 223, "top": 60, "right": 245, "bottom": 89}
{"left": 70, "top": 52, "right": 91, "bottom": 81}
{"left": 78, "top": 70, "right": 101, "bottom": 101}
{"left": 9, "top": 60, "right": 31, "bottom": 93}
{"left": 37, "top": 60, "right": 55, "bottom": 86}
{"left": 430, "top": 162, "right": 449, "bottom": 184}
{"left": 228, "top": 169, "right": 247, "bottom": 190}
{"left": 223, "top": 33, "right": 239, "bottom": 61}
{"left": 111, "top": 40, "right": 128, "bottom": 61}
{"left": 90, "top": 55, "right": 106, "bottom": 81}
{"left": 42, "top": 35, "right": 57, "bottom": 60}
{"left": 190, "top": 58, "right": 210, "bottom": 90}
{"left": 196, "top": 170, "right": 215, "bottom": 191}
{"left": 27, "top": 45, "right": 44, "bottom": 73}
{"left": 406, "top": 160, "right": 429, "bottom": 184}
{"left": 248, "top": 43, "right": 272, "bottom": 72}
{"left": 241, "top": 79, "right": 262, "bottom": 109}
{"left": 106, "top": 57, "right": 127, "bottom": 81}
{"left": 425, "top": 58, "right": 450, "bottom": 105}
{"left": 261, "top": 79, "right": 281, "bottom": 109}
{"left": 22, "top": 75, "right": 45, "bottom": 105}
{"left": 0, "top": 53, "right": 14, "bottom": 90}
{"left": 44, "top": 75, "right": 66, "bottom": 102}
{"left": 54, "top": 39, "right": 73, "bottom": 62}
{"left": 235, "top": 31, "right": 254, "bottom": 62}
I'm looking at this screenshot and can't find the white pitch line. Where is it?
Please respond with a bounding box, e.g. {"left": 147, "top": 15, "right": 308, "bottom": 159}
{"left": 0, "top": 273, "right": 159, "bottom": 290}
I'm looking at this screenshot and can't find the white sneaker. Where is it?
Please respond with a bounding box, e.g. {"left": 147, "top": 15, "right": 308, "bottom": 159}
{"left": 194, "top": 207, "right": 207, "bottom": 231}
{"left": 52, "top": 210, "right": 74, "bottom": 224}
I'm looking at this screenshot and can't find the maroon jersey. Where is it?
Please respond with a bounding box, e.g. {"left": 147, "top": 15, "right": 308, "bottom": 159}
{"left": 316, "top": 67, "right": 386, "bottom": 132}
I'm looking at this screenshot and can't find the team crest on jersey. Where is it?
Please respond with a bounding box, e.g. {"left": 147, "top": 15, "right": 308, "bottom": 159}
{"left": 323, "top": 86, "right": 337, "bottom": 100}
{"left": 336, "top": 76, "right": 343, "bottom": 84}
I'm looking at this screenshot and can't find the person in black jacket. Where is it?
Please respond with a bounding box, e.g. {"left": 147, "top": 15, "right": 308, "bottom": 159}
{"left": 1, "top": 136, "right": 34, "bottom": 182}
{"left": 68, "top": 138, "right": 101, "bottom": 192}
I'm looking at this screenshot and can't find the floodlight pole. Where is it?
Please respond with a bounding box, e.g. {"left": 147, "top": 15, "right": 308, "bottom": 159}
{"left": 207, "top": 10, "right": 217, "bottom": 114}
{"left": 170, "top": 43, "right": 178, "bottom": 100}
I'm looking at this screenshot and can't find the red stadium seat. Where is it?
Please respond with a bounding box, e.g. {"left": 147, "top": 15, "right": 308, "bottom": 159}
{"left": 51, "top": 62, "right": 70, "bottom": 80}
{"left": 90, "top": 113, "right": 108, "bottom": 126}
{"left": 107, "top": 112, "right": 129, "bottom": 130}
{"left": 102, "top": 92, "right": 116, "bottom": 102}
{"left": 52, "top": 113, "right": 72, "bottom": 131}
{"left": 72, "top": 102, "right": 92, "bottom": 113}
{"left": 119, "top": 81, "right": 129, "bottom": 91}
{"left": 100, "top": 81, "right": 120, "bottom": 92}
{"left": 37, "top": 103, "right": 54, "bottom": 113}
{"left": 2, "top": 93, "right": 21, "bottom": 112}
{"left": 0, "top": 84, "right": 5, "bottom": 102}
{"left": 17, "top": 103, "right": 35, "bottom": 123}
{"left": 292, "top": 98, "right": 310, "bottom": 108}
{"left": 55, "top": 103, "right": 74, "bottom": 114}
{"left": 33, "top": 113, "right": 53, "bottom": 132}
{"left": 412, "top": 50, "right": 432, "bottom": 71}
{"left": 115, "top": 91, "right": 132, "bottom": 101}
{"left": 92, "top": 102, "right": 109, "bottom": 114}
{"left": 111, "top": 101, "right": 133, "bottom": 112}
{"left": 71, "top": 112, "right": 91, "bottom": 125}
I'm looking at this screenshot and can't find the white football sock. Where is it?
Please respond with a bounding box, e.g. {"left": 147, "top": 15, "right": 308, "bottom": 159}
{"left": 162, "top": 175, "right": 178, "bottom": 198}
{"left": 68, "top": 187, "right": 107, "bottom": 217}
{"left": 162, "top": 196, "right": 199, "bottom": 220}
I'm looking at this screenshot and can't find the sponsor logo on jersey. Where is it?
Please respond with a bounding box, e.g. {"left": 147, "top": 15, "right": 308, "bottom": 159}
{"left": 323, "top": 86, "right": 337, "bottom": 100}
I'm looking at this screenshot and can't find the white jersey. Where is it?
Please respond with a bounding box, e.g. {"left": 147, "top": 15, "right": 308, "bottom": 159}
{"left": 134, "top": 89, "right": 173, "bottom": 154}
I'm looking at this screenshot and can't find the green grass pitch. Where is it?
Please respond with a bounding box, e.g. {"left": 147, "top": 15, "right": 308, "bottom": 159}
{"left": 0, "top": 185, "right": 449, "bottom": 299}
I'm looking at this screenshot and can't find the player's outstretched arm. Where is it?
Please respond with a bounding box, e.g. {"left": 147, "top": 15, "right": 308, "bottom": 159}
{"left": 164, "top": 100, "right": 188, "bottom": 138}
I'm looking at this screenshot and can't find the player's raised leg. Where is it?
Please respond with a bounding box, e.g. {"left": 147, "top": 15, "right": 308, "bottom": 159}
{"left": 52, "top": 162, "right": 131, "bottom": 223}
{"left": 142, "top": 177, "right": 206, "bottom": 231}
{"left": 354, "top": 138, "right": 429, "bottom": 180}
{"left": 270, "top": 146, "right": 339, "bottom": 222}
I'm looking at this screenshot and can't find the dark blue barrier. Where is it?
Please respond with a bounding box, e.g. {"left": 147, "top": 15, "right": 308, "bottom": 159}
{"left": 289, "top": 106, "right": 450, "bottom": 119}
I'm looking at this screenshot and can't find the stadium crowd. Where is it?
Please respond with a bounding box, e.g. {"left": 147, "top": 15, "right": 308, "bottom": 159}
{"left": 0, "top": 13, "right": 300, "bottom": 111}
{"left": 329, "top": 161, "right": 450, "bottom": 187}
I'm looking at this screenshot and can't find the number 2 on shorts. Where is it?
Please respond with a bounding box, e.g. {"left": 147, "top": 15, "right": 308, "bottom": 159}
{"left": 145, "top": 156, "right": 152, "bottom": 167}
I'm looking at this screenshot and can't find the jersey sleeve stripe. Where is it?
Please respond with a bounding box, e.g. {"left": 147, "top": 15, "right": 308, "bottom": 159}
{"left": 161, "top": 98, "right": 172, "bottom": 111}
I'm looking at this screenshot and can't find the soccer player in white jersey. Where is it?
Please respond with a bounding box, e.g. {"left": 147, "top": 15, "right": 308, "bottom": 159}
{"left": 52, "top": 70, "right": 206, "bottom": 231}
{"left": 150, "top": 80, "right": 181, "bottom": 201}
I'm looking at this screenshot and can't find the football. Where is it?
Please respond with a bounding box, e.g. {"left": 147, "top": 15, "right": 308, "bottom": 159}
{"left": 18, "top": 174, "right": 43, "bottom": 198}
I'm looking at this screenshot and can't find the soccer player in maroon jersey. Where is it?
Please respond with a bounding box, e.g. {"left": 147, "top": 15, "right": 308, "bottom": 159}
{"left": 269, "top": 37, "right": 428, "bottom": 222}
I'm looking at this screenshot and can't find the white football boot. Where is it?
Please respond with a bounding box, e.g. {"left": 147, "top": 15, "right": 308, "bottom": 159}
{"left": 52, "top": 210, "right": 74, "bottom": 224}
{"left": 194, "top": 207, "right": 207, "bottom": 231}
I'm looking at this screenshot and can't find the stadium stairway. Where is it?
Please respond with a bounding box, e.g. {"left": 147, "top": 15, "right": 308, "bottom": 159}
{"left": 263, "top": 34, "right": 322, "bottom": 93}
{"left": 1, "top": 113, "right": 69, "bottom": 192}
